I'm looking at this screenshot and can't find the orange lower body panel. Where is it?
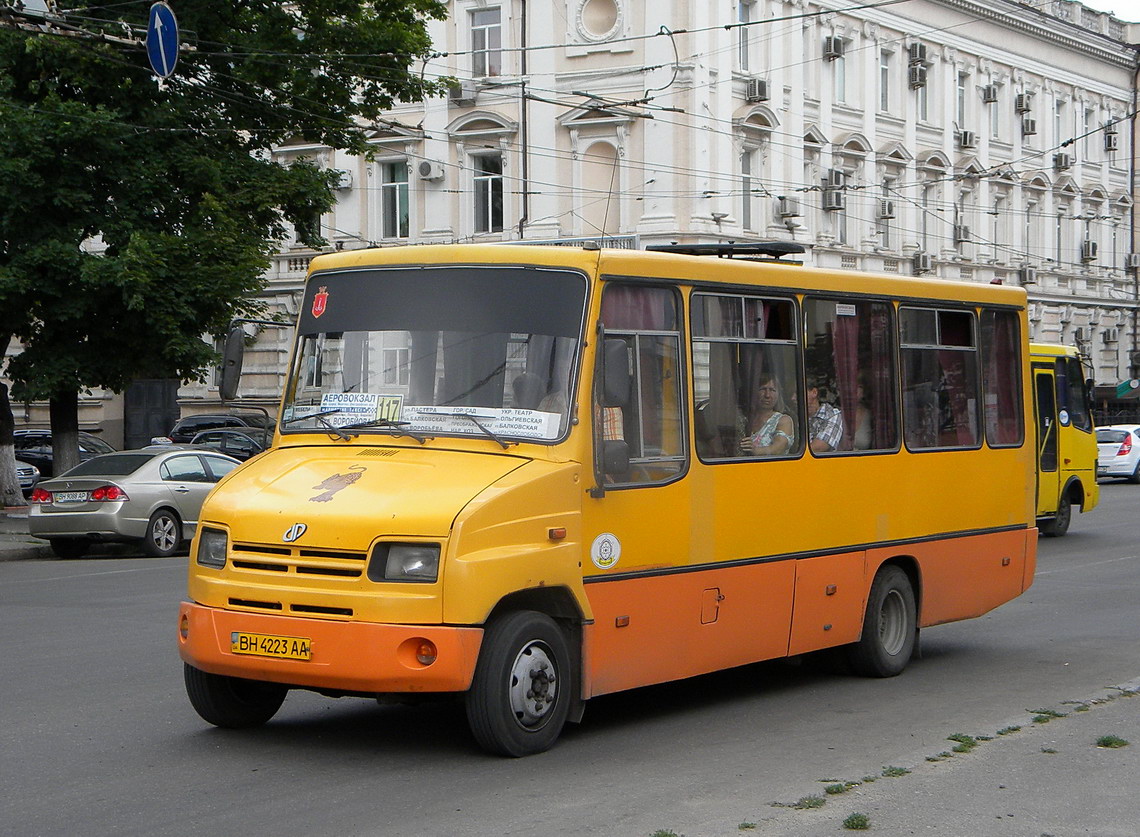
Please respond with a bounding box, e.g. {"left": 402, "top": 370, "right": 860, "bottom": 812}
{"left": 178, "top": 602, "right": 484, "bottom": 693}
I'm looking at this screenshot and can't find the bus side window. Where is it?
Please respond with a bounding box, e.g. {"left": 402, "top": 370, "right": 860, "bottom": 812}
{"left": 598, "top": 285, "right": 686, "bottom": 485}
{"left": 803, "top": 298, "right": 898, "bottom": 453}
{"left": 980, "top": 309, "right": 1024, "bottom": 447}
{"left": 692, "top": 292, "right": 801, "bottom": 460}
{"left": 900, "top": 308, "right": 981, "bottom": 450}
{"left": 1058, "top": 357, "right": 1092, "bottom": 432}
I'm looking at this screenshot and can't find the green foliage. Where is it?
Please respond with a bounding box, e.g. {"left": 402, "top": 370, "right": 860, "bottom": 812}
{"left": 793, "top": 796, "right": 826, "bottom": 809}
{"left": 0, "top": 0, "right": 447, "bottom": 401}
{"left": 947, "top": 733, "right": 978, "bottom": 753}
{"left": 881, "top": 766, "right": 910, "bottom": 777}
{"left": 1095, "top": 735, "right": 1129, "bottom": 748}
{"left": 842, "top": 812, "right": 871, "bottom": 830}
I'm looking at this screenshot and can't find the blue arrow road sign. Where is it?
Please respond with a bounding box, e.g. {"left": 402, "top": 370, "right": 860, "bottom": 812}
{"left": 146, "top": 2, "right": 178, "bottom": 78}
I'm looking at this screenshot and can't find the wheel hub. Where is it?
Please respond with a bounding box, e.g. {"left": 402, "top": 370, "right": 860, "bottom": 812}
{"left": 508, "top": 642, "right": 558, "bottom": 729}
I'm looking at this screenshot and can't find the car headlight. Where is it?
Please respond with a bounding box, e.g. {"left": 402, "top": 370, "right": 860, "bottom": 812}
{"left": 196, "top": 527, "right": 229, "bottom": 569}
{"left": 369, "top": 543, "right": 440, "bottom": 583}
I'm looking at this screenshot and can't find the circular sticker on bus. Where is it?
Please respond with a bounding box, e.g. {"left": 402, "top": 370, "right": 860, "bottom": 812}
{"left": 590, "top": 533, "right": 622, "bottom": 570}
{"left": 1058, "top": 409, "right": 1070, "bottom": 427}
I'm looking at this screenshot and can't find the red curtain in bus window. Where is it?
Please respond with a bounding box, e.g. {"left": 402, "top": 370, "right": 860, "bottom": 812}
{"left": 832, "top": 314, "right": 859, "bottom": 450}
{"left": 986, "top": 312, "right": 1021, "bottom": 445}
{"left": 937, "top": 350, "right": 978, "bottom": 446}
{"left": 601, "top": 285, "right": 675, "bottom": 330}
{"left": 869, "top": 305, "right": 896, "bottom": 449}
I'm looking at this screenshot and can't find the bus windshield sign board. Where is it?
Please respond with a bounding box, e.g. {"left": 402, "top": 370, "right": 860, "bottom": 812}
{"left": 146, "top": 2, "right": 178, "bottom": 79}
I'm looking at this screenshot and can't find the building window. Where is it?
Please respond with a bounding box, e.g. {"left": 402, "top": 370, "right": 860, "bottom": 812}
{"left": 878, "top": 180, "right": 893, "bottom": 248}
{"left": 879, "top": 50, "right": 891, "bottom": 112}
{"left": 379, "top": 161, "right": 409, "bottom": 239}
{"left": 1055, "top": 210, "right": 1065, "bottom": 266}
{"left": 738, "top": 1, "right": 751, "bottom": 72}
{"left": 1054, "top": 99, "right": 1065, "bottom": 147}
{"left": 917, "top": 72, "right": 929, "bottom": 122}
{"left": 741, "top": 150, "right": 754, "bottom": 231}
{"left": 471, "top": 8, "right": 502, "bottom": 78}
{"left": 989, "top": 86, "right": 1000, "bottom": 139}
{"left": 1082, "top": 107, "right": 1093, "bottom": 160}
{"left": 474, "top": 154, "right": 504, "bottom": 233}
{"left": 957, "top": 72, "right": 968, "bottom": 124}
{"left": 834, "top": 52, "right": 846, "bottom": 104}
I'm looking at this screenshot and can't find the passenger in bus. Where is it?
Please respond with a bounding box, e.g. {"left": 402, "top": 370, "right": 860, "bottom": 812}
{"left": 740, "top": 374, "right": 795, "bottom": 455}
{"left": 806, "top": 377, "right": 844, "bottom": 453}
{"left": 852, "top": 377, "right": 873, "bottom": 450}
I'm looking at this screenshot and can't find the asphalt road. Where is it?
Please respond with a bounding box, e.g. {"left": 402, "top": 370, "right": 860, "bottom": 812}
{"left": 2, "top": 483, "right": 1138, "bottom": 837}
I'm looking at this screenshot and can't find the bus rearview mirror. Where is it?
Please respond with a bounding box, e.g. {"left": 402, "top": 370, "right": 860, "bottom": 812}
{"left": 603, "top": 339, "right": 631, "bottom": 407}
{"left": 603, "top": 440, "right": 630, "bottom": 476}
{"left": 220, "top": 326, "right": 246, "bottom": 402}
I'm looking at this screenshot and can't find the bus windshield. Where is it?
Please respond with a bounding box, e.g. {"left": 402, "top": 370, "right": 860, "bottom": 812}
{"left": 282, "top": 265, "right": 588, "bottom": 443}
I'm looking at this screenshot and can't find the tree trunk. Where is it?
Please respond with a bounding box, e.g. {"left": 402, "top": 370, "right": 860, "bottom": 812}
{"left": 50, "top": 391, "right": 81, "bottom": 477}
{"left": 0, "top": 378, "right": 24, "bottom": 507}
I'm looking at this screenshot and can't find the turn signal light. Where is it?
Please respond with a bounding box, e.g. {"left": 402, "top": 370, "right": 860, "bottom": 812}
{"left": 30, "top": 488, "right": 52, "bottom": 504}
{"left": 415, "top": 640, "right": 438, "bottom": 665}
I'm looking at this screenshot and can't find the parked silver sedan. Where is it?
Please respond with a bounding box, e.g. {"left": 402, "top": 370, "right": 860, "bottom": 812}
{"left": 29, "top": 449, "right": 241, "bottom": 559}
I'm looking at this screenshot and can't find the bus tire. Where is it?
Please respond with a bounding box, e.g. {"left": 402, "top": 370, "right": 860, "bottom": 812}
{"left": 1040, "top": 491, "right": 1072, "bottom": 538}
{"left": 183, "top": 663, "right": 287, "bottom": 729}
{"left": 465, "top": 611, "right": 572, "bottom": 757}
{"left": 847, "top": 565, "right": 916, "bottom": 678}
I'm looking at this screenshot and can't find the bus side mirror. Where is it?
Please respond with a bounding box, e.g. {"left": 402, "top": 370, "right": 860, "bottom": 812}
{"left": 603, "top": 339, "right": 631, "bottom": 407}
{"left": 1086, "top": 379, "right": 1095, "bottom": 415}
{"left": 603, "top": 440, "right": 630, "bottom": 477}
{"left": 219, "top": 326, "right": 246, "bottom": 402}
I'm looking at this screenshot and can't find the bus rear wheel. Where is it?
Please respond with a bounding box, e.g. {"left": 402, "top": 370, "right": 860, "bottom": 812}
{"left": 1040, "top": 491, "right": 1072, "bottom": 538}
{"left": 465, "top": 611, "right": 572, "bottom": 757}
{"left": 183, "top": 663, "right": 287, "bottom": 728}
{"left": 847, "top": 565, "right": 916, "bottom": 678}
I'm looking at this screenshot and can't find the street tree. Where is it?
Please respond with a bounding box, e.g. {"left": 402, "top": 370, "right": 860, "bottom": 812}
{"left": 0, "top": 0, "right": 447, "bottom": 493}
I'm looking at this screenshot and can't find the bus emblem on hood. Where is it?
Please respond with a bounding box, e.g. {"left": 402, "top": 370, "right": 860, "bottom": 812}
{"left": 283, "top": 523, "right": 308, "bottom": 543}
{"left": 312, "top": 286, "right": 329, "bottom": 318}
{"left": 310, "top": 465, "right": 366, "bottom": 503}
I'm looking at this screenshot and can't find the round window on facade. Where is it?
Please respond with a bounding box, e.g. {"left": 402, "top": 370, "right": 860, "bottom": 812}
{"left": 577, "top": 0, "right": 621, "bottom": 42}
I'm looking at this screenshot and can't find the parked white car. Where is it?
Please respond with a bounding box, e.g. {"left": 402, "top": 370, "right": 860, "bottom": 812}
{"left": 1096, "top": 425, "right": 1140, "bottom": 483}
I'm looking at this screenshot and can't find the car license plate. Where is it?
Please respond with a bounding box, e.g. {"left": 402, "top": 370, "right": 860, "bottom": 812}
{"left": 1097, "top": 466, "right": 1108, "bottom": 475}
{"left": 54, "top": 491, "right": 88, "bottom": 503}
{"left": 231, "top": 632, "right": 311, "bottom": 661}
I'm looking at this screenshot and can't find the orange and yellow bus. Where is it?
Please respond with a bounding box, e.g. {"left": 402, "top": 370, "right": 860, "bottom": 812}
{"left": 1029, "top": 343, "right": 1099, "bottom": 536}
{"left": 179, "top": 243, "right": 1037, "bottom": 756}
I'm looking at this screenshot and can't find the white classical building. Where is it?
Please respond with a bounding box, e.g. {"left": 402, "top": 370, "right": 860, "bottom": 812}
{"left": 9, "top": 0, "right": 1140, "bottom": 442}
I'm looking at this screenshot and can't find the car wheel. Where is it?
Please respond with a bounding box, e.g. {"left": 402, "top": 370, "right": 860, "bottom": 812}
{"left": 846, "top": 565, "right": 917, "bottom": 678}
{"left": 143, "top": 509, "right": 182, "bottom": 557}
{"left": 1128, "top": 461, "right": 1140, "bottom": 485}
{"left": 184, "top": 664, "right": 287, "bottom": 728}
{"left": 465, "top": 611, "right": 573, "bottom": 757}
{"left": 49, "top": 538, "right": 91, "bottom": 560}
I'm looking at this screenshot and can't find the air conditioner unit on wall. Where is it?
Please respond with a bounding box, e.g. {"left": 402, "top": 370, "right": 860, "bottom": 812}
{"left": 334, "top": 170, "right": 353, "bottom": 190}
{"left": 958, "top": 130, "right": 976, "bottom": 149}
{"left": 1021, "top": 117, "right": 1037, "bottom": 136}
{"left": 907, "top": 42, "right": 927, "bottom": 64}
{"left": 824, "top": 169, "right": 845, "bottom": 189}
{"left": 982, "top": 84, "right": 998, "bottom": 103}
{"left": 953, "top": 225, "right": 971, "bottom": 244}
{"left": 1080, "top": 240, "right": 1098, "bottom": 262}
{"left": 777, "top": 196, "right": 801, "bottom": 217}
{"left": 1105, "top": 131, "right": 1119, "bottom": 151}
{"left": 745, "top": 78, "right": 770, "bottom": 102}
{"left": 1072, "top": 327, "right": 1089, "bottom": 342}
{"left": 908, "top": 65, "right": 927, "bottom": 89}
{"left": 913, "top": 252, "right": 933, "bottom": 273}
{"left": 1053, "top": 152, "right": 1072, "bottom": 170}
{"left": 823, "top": 36, "right": 844, "bottom": 60}
{"left": 822, "top": 189, "right": 845, "bottom": 211}
{"left": 1015, "top": 92, "right": 1033, "bottom": 113}
{"left": 1018, "top": 266, "right": 1037, "bottom": 285}
{"left": 878, "top": 199, "right": 896, "bottom": 219}
{"left": 417, "top": 160, "right": 446, "bottom": 181}
{"left": 1103, "top": 327, "right": 1120, "bottom": 344}
{"left": 1126, "top": 252, "right": 1140, "bottom": 269}
{"left": 448, "top": 81, "right": 477, "bottom": 106}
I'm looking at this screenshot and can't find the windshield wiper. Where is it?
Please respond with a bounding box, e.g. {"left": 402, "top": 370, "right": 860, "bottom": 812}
{"left": 339, "top": 417, "right": 430, "bottom": 444}
{"left": 282, "top": 409, "right": 353, "bottom": 441}
{"left": 451, "top": 412, "right": 512, "bottom": 450}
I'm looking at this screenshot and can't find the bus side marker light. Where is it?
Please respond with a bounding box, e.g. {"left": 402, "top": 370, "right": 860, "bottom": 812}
{"left": 1002, "top": 557, "right": 1011, "bottom": 567}
{"left": 615, "top": 616, "right": 630, "bottom": 628}
{"left": 180, "top": 614, "right": 189, "bottom": 640}
{"left": 548, "top": 527, "right": 567, "bottom": 541}
{"left": 825, "top": 585, "right": 837, "bottom": 596}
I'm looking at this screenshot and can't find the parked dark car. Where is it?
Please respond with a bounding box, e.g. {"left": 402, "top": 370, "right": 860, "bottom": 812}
{"left": 189, "top": 428, "right": 268, "bottom": 461}
{"left": 13, "top": 429, "right": 117, "bottom": 479}
{"left": 16, "top": 459, "right": 40, "bottom": 498}
{"left": 164, "top": 412, "right": 273, "bottom": 444}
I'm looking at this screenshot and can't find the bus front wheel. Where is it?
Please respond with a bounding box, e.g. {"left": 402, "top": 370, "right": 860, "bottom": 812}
{"left": 465, "top": 611, "right": 573, "bottom": 757}
{"left": 183, "top": 663, "right": 287, "bottom": 728}
{"left": 847, "top": 566, "right": 916, "bottom": 678}
{"left": 1040, "top": 491, "right": 1072, "bottom": 538}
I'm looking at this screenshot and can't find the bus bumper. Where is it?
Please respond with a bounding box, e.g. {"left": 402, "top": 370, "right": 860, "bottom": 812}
{"left": 177, "top": 601, "right": 484, "bottom": 693}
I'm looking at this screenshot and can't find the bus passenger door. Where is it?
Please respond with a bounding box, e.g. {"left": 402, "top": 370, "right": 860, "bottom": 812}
{"left": 1034, "top": 369, "right": 1059, "bottom": 517}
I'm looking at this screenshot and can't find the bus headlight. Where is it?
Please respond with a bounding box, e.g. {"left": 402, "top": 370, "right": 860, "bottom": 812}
{"left": 196, "top": 528, "right": 229, "bottom": 569}
{"left": 369, "top": 543, "right": 440, "bottom": 583}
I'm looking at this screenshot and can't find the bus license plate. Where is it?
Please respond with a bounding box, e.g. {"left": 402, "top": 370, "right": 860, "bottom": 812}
{"left": 231, "top": 632, "right": 311, "bottom": 661}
